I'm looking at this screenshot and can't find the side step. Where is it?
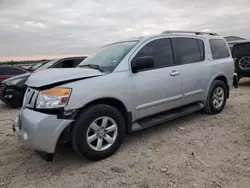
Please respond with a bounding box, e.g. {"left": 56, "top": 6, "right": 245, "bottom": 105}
{"left": 132, "top": 103, "right": 204, "bottom": 132}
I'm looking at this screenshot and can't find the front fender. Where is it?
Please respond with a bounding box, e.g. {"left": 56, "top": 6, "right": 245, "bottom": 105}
{"left": 65, "top": 93, "right": 132, "bottom": 113}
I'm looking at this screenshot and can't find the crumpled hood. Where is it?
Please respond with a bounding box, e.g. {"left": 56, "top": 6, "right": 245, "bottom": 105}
{"left": 2, "top": 73, "right": 31, "bottom": 83}
{"left": 26, "top": 68, "right": 105, "bottom": 88}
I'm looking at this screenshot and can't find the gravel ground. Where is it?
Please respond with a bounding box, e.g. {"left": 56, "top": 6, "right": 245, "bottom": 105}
{"left": 0, "top": 79, "right": 250, "bottom": 188}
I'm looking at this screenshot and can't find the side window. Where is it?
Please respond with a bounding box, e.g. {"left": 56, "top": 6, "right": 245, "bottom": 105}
{"left": 134, "top": 38, "right": 174, "bottom": 70}
{"left": 53, "top": 60, "right": 74, "bottom": 68}
{"left": 175, "top": 38, "right": 204, "bottom": 64}
{"left": 209, "top": 39, "right": 230, "bottom": 59}
{"left": 0, "top": 68, "right": 6, "bottom": 75}
{"left": 5, "top": 67, "right": 25, "bottom": 75}
{"left": 73, "top": 59, "right": 84, "bottom": 67}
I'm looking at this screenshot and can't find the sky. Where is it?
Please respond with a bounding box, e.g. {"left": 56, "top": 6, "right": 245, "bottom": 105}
{"left": 0, "top": 0, "right": 250, "bottom": 61}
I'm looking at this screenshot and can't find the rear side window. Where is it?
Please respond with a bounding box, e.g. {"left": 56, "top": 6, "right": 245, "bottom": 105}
{"left": 209, "top": 39, "right": 230, "bottom": 59}
{"left": 5, "top": 67, "right": 26, "bottom": 75}
{"left": 175, "top": 38, "right": 205, "bottom": 65}
{"left": 134, "top": 38, "right": 174, "bottom": 69}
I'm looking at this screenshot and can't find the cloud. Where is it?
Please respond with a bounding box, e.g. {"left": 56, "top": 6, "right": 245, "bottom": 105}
{"left": 0, "top": 0, "right": 250, "bottom": 60}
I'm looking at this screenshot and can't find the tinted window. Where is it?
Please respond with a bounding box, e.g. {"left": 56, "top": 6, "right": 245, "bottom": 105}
{"left": 53, "top": 60, "right": 75, "bottom": 68}
{"left": 74, "top": 58, "right": 86, "bottom": 67}
{"left": 134, "top": 38, "right": 174, "bottom": 69}
{"left": 209, "top": 39, "right": 230, "bottom": 59}
{"left": 175, "top": 38, "right": 204, "bottom": 64}
{"left": 5, "top": 67, "right": 26, "bottom": 75}
{"left": 0, "top": 68, "right": 6, "bottom": 75}
{"left": 233, "top": 43, "right": 250, "bottom": 57}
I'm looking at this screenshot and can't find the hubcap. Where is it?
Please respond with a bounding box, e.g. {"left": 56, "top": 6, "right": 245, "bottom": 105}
{"left": 212, "top": 87, "right": 225, "bottom": 109}
{"left": 239, "top": 56, "right": 250, "bottom": 70}
{"left": 86, "top": 116, "right": 118, "bottom": 151}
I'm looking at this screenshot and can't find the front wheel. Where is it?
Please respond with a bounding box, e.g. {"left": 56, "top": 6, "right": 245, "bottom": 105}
{"left": 71, "top": 104, "right": 125, "bottom": 161}
{"left": 204, "top": 80, "right": 227, "bottom": 114}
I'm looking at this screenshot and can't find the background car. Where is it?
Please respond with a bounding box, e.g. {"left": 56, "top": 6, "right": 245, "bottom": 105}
{"left": 228, "top": 40, "right": 250, "bottom": 80}
{"left": 0, "top": 65, "right": 28, "bottom": 83}
{"left": 26, "top": 62, "right": 47, "bottom": 72}
{"left": 0, "top": 56, "right": 87, "bottom": 107}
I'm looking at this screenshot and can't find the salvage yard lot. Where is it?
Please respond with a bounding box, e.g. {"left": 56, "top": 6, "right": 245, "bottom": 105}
{"left": 0, "top": 80, "right": 250, "bottom": 188}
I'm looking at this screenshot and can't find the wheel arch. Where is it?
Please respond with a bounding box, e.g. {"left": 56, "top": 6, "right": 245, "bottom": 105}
{"left": 57, "top": 97, "right": 133, "bottom": 146}
{"left": 207, "top": 73, "right": 229, "bottom": 99}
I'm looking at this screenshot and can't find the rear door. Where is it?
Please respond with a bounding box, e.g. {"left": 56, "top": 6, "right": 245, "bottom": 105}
{"left": 172, "top": 37, "right": 210, "bottom": 105}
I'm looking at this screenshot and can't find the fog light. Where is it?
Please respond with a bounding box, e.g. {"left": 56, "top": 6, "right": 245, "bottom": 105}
{"left": 23, "top": 131, "right": 28, "bottom": 140}
{"left": 5, "top": 94, "right": 13, "bottom": 99}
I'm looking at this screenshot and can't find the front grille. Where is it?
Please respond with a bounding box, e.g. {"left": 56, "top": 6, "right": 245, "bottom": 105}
{"left": 23, "top": 87, "right": 39, "bottom": 108}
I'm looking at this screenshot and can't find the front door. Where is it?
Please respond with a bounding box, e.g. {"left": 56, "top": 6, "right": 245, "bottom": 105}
{"left": 131, "top": 37, "right": 182, "bottom": 120}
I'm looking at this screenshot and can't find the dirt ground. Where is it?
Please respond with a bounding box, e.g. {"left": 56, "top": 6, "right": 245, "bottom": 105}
{"left": 0, "top": 80, "right": 250, "bottom": 188}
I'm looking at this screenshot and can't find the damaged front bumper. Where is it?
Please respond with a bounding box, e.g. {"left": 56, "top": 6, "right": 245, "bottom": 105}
{"left": 13, "top": 108, "right": 74, "bottom": 161}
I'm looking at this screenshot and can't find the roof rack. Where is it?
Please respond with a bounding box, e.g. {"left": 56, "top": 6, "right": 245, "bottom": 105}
{"left": 161, "top": 30, "right": 219, "bottom": 36}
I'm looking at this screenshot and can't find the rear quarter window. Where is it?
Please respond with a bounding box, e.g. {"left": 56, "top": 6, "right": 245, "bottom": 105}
{"left": 209, "top": 39, "right": 230, "bottom": 59}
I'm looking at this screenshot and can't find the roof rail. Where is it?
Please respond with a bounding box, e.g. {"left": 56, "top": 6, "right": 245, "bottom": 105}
{"left": 161, "top": 30, "right": 219, "bottom": 36}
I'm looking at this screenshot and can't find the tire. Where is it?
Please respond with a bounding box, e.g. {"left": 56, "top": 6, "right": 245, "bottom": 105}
{"left": 204, "top": 80, "right": 227, "bottom": 114}
{"left": 71, "top": 104, "right": 125, "bottom": 161}
{"left": 235, "top": 54, "right": 250, "bottom": 73}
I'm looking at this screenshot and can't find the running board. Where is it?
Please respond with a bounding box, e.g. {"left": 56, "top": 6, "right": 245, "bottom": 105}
{"left": 132, "top": 103, "right": 204, "bottom": 132}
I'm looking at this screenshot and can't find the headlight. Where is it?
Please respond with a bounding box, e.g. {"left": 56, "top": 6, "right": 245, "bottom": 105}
{"left": 6, "top": 78, "right": 23, "bottom": 86}
{"left": 36, "top": 87, "right": 72, "bottom": 109}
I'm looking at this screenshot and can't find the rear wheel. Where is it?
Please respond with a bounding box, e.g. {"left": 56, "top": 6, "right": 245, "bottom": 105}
{"left": 235, "top": 55, "right": 250, "bottom": 73}
{"left": 204, "top": 80, "right": 227, "bottom": 114}
{"left": 71, "top": 104, "right": 125, "bottom": 161}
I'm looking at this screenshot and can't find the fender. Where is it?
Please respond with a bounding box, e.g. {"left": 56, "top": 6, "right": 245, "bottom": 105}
{"left": 68, "top": 93, "right": 132, "bottom": 113}
{"left": 205, "top": 72, "right": 229, "bottom": 100}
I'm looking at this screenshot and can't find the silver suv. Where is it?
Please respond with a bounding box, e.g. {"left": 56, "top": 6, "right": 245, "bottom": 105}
{"left": 14, "top": 30, "right": 237, "bottom": 161}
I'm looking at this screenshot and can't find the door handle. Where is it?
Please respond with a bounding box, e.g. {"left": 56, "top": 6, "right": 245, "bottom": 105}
{"left": 170, "top": 70, "right": 180, "bottom": 76}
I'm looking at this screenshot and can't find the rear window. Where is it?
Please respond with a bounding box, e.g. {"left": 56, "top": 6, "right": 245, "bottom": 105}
{"left": 209, "top": 39, "right": 230, "bottom": 59}
{"left": 233, "top": 43, "right": 250, "bottom": 57}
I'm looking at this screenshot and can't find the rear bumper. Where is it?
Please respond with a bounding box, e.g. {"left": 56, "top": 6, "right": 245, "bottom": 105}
{"left": 13, "top": 108, "right": 74, "bottom": 160}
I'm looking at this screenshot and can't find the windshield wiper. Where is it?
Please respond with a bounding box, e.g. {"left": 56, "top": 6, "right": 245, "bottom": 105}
{"left": 79, "top": 64, "right": 103, "bottom": 72}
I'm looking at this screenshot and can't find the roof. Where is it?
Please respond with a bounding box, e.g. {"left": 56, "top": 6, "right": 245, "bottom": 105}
{"left": 228, "top": 39, "right": 250, "bottom": 45}
{"left": 0, "top": 64, "right": 12, "bottom": 67}
{"left": 55, "top": 56, "right": 88, "bottom": 61}
{"left": 0, "top": 64, "right": 28, "bottom": 72}
{"left": 161, "top": 30, "right": 218, "bottom": 36}
{"left": 224, "top": 36, "right": 246, "bottom": 42}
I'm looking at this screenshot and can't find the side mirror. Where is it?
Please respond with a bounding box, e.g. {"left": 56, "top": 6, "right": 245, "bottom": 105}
{"left": 131, "top": 56, "right": 154, "bottom": 73}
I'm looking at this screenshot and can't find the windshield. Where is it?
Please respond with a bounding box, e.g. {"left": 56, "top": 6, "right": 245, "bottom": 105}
{"left": 32, "top": 63, "right": 43, "bottom": 70}
{"left": 79, "top": 41, "right": 138, "bottom": 72}
{"left": 35, "top": 59, "right": 58, "bottom": 72}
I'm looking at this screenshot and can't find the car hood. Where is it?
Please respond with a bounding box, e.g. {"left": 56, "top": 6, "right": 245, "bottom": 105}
{"left": 1, "top": 73, "right": 31, "bottom": 84}
{"left": 26, "top": 68, "right": 105, "bottom": 88}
